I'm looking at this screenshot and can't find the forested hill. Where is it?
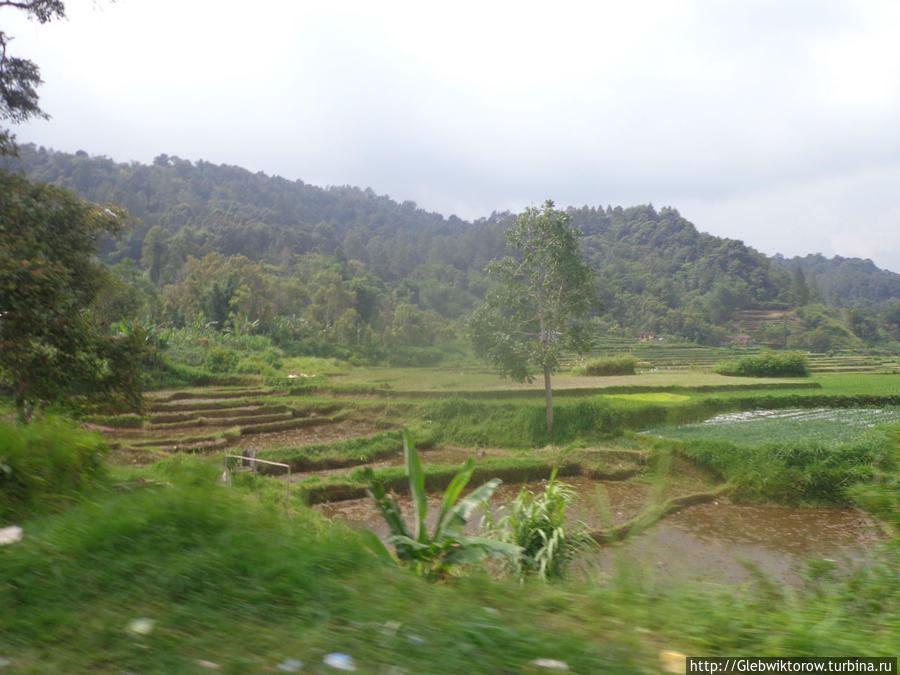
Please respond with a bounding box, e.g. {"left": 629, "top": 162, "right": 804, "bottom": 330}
{"left": 1, "top": 144, "right": 509, "bottom": 282}
{"left": 773, "top": 254, "right": 900, "bottom": 308}
{"left": 4, "top": 145, "right": 898, "bottom": 351}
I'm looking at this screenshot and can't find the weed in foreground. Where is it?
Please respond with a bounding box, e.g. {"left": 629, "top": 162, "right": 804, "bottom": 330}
{"left": 484, "top": 468, "right": 587, "bottom": 581}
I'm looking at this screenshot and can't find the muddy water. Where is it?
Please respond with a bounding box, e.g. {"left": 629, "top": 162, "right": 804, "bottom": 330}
{"left": 316, "top": 477, "right": 883, "bottom": 586}
{"left": 588, "top": 502, "right": 882, "bottom": 586}
{"left": 288, "top": 445, "right": 515, "bottom": 481}
{"left": 315, "top": 477, "right": 638, "bottom": 537}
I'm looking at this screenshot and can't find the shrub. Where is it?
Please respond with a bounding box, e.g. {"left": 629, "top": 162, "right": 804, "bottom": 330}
{"left": 0, "top": 418, "right": 108, "bottom": 522}
{"left": 713, "top": 350, "right": 809, "bottom": 377}
{"left": 234, "top": 357, "right": 276, "bottom": 376}
{"left": 205, "top": 346, "right": 239, "bottom": 373}
{"left": 487, "top": 469, "right": 584, "bottom": 580}
{"left": 573, "top": 355, "right": 638, "bottom": 376}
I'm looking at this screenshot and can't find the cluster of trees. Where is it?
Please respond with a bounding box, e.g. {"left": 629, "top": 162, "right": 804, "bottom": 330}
{"left": 774, "top": 253, "right": 900, "bottom": 307}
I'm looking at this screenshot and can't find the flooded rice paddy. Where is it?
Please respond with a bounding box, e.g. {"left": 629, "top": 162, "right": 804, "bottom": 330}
{"left": 593, "top": 500, "right": 881, "bottom": 586}
{"left": 316, "top": 476, "right": 883, "bottom": 586}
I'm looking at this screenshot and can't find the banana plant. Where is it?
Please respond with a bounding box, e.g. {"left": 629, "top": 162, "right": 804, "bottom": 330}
{"left": 361, "top": 435, "right": 521, "bottom": 579}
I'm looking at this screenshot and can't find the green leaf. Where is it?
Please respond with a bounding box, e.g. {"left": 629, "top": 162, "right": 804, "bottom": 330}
{"left": 447, "top": 478, "right": 502, "bottom": 530}
{"left": 444, "top": 536, "right": 522, "bottom": 566}
{"left": 367, "top": 482, "right": 411, "bottom": 540}
{"left": 359, "top": 529, "right": 397, "bottom": 566}
{"left": 403, "top": 434, "right": 429, "bottom": 543}
{"left": 434, "top": 458, "right": 474, "bottom": 540}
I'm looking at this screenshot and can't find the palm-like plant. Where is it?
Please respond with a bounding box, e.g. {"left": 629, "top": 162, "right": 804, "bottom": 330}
{"left": 361, "top": 435, "right": 521, "bottom": 579}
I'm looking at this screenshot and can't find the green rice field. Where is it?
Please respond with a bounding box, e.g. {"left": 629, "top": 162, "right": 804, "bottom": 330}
{"left": 647, "top": 406, "right": 900, "bottom": 446}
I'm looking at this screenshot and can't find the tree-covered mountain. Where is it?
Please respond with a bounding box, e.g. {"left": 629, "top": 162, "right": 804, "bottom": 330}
{"left": 3, "top": 145, "right": 898, "bottom": 358}
{"left": 773, "top": 253, "right": 900, "bottom": 308}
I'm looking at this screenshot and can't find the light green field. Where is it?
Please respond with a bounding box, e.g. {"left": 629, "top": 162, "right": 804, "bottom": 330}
{"left": 332, "top": 365, "right": 811, "bottom": 392}
{"left": 649, "top": 406, "right": 900, "bottom": 447}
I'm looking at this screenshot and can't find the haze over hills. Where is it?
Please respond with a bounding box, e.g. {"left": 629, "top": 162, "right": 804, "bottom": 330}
{"left": 4, "top": 145, "right": 899, "bottom": 354}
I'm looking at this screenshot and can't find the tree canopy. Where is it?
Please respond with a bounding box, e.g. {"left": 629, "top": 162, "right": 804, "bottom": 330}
{"left": 470, "top": 200, "right": 597, "bottom": 432}
{"left": 0, "top": 170, "right": 143, "bottom": 418}
{"left": 0, "top": 0, "right": 66, "bottom": 155}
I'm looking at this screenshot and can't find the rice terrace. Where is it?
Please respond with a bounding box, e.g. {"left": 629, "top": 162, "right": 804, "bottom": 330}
{"left": 4, "top": 339, "right": 900, "bottom": 672}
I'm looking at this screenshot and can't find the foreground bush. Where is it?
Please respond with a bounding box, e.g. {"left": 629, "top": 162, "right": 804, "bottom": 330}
{"left": 0, "top": 418, "right": 108, "bottom": 522}
{"left": 573, "top": 355, "right": 638, "bottom": 376}
{"left": 486, "top": 469, "right": 585, "bottom": 580}
{"left": 713, "top": 350, "right": 809, "bottom": 377}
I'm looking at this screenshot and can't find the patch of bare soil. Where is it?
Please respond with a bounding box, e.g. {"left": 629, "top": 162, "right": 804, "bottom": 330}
{"left": 234, "top": 419, "right": 386, "bottom": 453}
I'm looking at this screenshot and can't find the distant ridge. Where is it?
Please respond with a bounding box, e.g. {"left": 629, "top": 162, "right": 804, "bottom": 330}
{"left": 773, "top": 253, "right": 900, "bottom": 307}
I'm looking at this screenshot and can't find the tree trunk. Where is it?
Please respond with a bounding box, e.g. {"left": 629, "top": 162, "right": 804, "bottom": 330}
{"left": 544, "top": 366, "right": 554, "bottom": 433}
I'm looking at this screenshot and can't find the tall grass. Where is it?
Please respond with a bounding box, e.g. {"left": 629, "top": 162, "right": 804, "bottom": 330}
{"left": 572, "top": 355, "right": 639, "bottom": 376}
{"left": 645, "top": 431, "right": 893, "bottom": 505}
{"left": 0, "top": 418, "right": 108, "bottom": 522}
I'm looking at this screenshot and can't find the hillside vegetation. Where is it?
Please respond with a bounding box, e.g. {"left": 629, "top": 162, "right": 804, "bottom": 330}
{"left": 4, "top": 145, "right": 899, "bottom": 369}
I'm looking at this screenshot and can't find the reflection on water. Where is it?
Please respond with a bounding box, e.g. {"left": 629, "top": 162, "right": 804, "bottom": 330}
{"left": 315, "top": 477, "right": 884, "bottom": 586}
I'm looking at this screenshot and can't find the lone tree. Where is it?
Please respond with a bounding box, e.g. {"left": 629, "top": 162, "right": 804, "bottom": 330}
{"left": 470, "top": 200, "right": 597, "bottom": 433}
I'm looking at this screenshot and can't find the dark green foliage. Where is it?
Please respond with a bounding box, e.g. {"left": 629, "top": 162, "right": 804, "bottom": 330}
{"left": 714, "top": 350, "right": 810, "bottom": 377}
{"left": 574, "top": 355, "right": 638, "bottom": 376}
{"left": 8, "top": 146, "right": 897, "bottom": 357}
{"left": 0, "top": 1, "right": 66, "bottom": 155}
{"left": 0, "top": 417, "right": 108, "bottom": 522}
{"left": 0, "top": 170, "right": 144, "bottom": 417}
{"left": 570, "top": 205, "right": 791, "bottom": 341}
{"left": 775, "top": 253, "right": 900, "bottom": 308}
{"left": 791, "top": 304, "right": 862, "bottom": 350}
{"left": 204, "top": 346, "right": 239, "bottom": 373}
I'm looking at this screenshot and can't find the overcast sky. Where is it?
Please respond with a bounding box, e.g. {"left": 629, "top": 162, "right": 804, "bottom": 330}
{"left": 6, "top": 0, "right": 900, "bottom": 273}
